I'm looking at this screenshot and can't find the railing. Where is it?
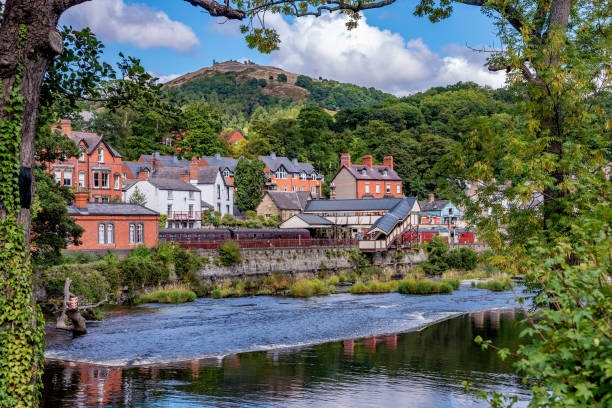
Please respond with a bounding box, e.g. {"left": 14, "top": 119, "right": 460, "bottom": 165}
{"left": 178, "top": 238, "right": 358, "bottom": 250}
{"left": 168, "top": 211, "right": 202, "bottom": 221}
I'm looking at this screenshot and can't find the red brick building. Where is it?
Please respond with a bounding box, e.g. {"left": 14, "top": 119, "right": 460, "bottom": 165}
{"left": 330, "top": 153, "right": 402, "bottom": 199}
{"left": 259, "top": 153, "right": 323, "bottom": 198}
{"left": 67, "top": 192, "right": 159, "bottom": 252}
{"left": 50, "top": 119, "right": 123, "bottom": 202}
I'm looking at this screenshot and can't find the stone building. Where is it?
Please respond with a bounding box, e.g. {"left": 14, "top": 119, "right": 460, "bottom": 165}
{"left": 256, "top": 191, "right": 311, "bottom": 221}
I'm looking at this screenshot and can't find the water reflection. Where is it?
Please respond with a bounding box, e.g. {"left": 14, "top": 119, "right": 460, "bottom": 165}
{"left": 42, "top": 309, "right": 530, "bottom": 407}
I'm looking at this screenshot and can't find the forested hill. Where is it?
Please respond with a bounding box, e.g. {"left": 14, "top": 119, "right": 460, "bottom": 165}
{"left": 163, "top": 60, "right": 392, "bottom": 122}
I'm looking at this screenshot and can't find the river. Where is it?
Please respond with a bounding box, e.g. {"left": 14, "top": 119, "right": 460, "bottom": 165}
{"left": 43, "top": 284, "right": 531, "bottom": 407}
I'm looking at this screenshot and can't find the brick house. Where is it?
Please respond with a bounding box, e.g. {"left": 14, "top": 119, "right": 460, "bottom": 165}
{"left": 256, "top": 191, "right": 311, "bottom": 221}
{"left": 259, "top": 152, "right": 323, "bottom": 198}
{"left": 221, "top": 129, "right": 246, "bottom": 147}
{"left": 67, "top": 191, "right": 159, "bottom": 251}
{"left": 50, "top": 119, "right": 123, "bottom": 202}
{"left": 329, "top": 153, "right": 402, "bottom": 199}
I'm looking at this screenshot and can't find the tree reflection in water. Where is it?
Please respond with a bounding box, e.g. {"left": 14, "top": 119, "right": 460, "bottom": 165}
{"left": 42, "top": 309, "right": 530, "bottom": 407}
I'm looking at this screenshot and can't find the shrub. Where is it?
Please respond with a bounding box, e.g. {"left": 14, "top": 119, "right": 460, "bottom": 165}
{"left": 397, "top": 279, "right": 453, "bottom": 295}
{"left": 445, "top": 247, "right": 478, "bottom": 270}
{"left": 348, "top": 279, "right": 394, "bottom": 294}
{"left": 134, "top": 288, "right": 196, "bottom": 304}
{"left": 442, "top": 278, "right": 460, "bottom": 290}
{"left": 183, "top": 270, "right": 208, "bottom": 297}
{"left": 473, "top": 278, "right": 513, "bottom": 291}
{"left": 218, "top": 241, "right": 242, "bottom": 266}
{"left": 130, "top": 245, "right": 153, "bottom": 260}
{"left": 289, "top": 278, "right": 334, "bottom": 297}
{"left": 174, "top": 247, "right": 202, "bottom": 278}
{"left": 245, "top": 210, "right": 257, "bottom": 219}
{"left": 277, "top": 73, "right": 287, "bottom": 82}
{"left": 220, "top": 214, "right": 236, "bottom": 226}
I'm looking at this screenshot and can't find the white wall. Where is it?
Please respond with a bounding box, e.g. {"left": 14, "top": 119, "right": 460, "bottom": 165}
{"left": 194, "top": 171, "right": 234, "bottom": 216}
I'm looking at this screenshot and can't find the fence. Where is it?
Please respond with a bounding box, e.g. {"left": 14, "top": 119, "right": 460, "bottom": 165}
{"left": 178, "top": 238, "right": 358, "bottom": 250}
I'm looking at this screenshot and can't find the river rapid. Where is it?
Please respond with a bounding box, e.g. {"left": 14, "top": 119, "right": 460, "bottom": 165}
{"left": 43, "top": 284, "right": 531, "bottom": 407}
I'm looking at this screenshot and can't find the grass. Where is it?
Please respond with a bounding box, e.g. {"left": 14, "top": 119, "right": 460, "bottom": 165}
{"left": 289, "top": 278, "right": 335, "bottom": 297}
{"left": 397, "top": 279, "right": 454, "bottom": 295}
{"left": 472, "top": 278, "right": 514, "bottom": 291}
{"left": 347, "top": 279, "right": 398, "bottom": 294}
{"left": 134, "top": 285, "right": 197, "bottom": 304}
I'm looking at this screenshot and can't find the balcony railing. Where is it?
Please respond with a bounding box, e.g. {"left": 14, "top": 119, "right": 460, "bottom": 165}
{"left": 168, "top": 211, "right": 201, "bottom": 221}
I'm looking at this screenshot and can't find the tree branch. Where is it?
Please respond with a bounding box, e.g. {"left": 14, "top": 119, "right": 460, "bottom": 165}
{"left": 183, "top": 0, "right": 246, "bottom": 19}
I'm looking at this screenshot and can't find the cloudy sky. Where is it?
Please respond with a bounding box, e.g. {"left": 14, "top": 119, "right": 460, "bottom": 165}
{"left": 60, "top": 0, "right": 506, "bottom": 95}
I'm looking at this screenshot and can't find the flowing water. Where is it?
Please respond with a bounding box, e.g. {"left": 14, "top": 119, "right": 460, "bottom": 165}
{"left": 43, "top": 285, "right": 531, "bottom": 407}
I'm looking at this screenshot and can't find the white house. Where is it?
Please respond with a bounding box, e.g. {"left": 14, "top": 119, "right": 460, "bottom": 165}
{"left": 122, "top": 171, "right": 203, "bottom": 228}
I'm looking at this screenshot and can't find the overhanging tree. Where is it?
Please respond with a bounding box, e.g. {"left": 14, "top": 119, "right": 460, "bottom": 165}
{"left": 0, "top": 0, "right": 609, "bottom": 405}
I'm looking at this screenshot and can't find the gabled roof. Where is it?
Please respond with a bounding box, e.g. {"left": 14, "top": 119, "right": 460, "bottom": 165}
{"left": 196, "top": 166, "right": 223, "bottom": 185}
{"left": 201, "top": 154, "right": 238, "bottom": 171}
{"left": 342, "top": 164, "right": 401, "bottom": 181}
{"left": 140, "top": 154, "right": 189, "bottom": 167}
{"left": 71, "top": 132, "right": 122, "bottom": 158}
{"left": 266, "top": 191, "right": 311, "bottom": 211}
{"left": 147, "top": 175, "right": 200, "bottom": 192}
{"left": 368, "top": 198, "right": 416, "bottom": 234}
{"left": 259, "top": 154, "right": 318, "bottom": 175}
{"left": 122, "top": 179, "right": 139, "bottom": 191}
{"left": 295, "top": 213, "right": 333, "bottom": 225}
{"left": 304, "top": 197, "right": 405, "bottom": 212}
{"left": 123, "top": 161, "right": 149, "bottom": 177}
{"left": 67, "top": 203, "right": 158, "bottom": 216}
{"left": 419, "top": 200, "right": 450, "bottom": 212}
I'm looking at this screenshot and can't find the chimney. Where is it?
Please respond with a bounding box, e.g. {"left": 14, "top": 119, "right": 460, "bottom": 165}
{"left": 60, "top": 119, "right": 72, "bottom": 137}
{"left": 340, "top": 153, "right": 351, "bottom": 168}
{"left": 190, "top": 157, "right": 199, "bottom": 182}
{"left": 215, "top": 152, "right": 221, "bottom": 159}
{"left": 138, "top": 169, "right": 149, "bottom": 181}
{"left": 362, "top": 155, "right": 373, "bottom": 168}
{"left": 292, "top": 158, "right": 298, "bottom": 165}
{"left": 428, "top": 193, "right": 435, "bottom": 203}
{"left": 74, "top": 191, "right": 88, "bottom": 208}
{"left": 270, "top": 152, "right": 276, "bottom": 159}
{"left": 383, "top": 156, "right": 393, "bottom": 170}
{"left": 180, "top": 172, "right": 189, "bottom": 182}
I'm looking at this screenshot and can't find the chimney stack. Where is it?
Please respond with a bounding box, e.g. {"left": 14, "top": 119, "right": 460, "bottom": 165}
{"left": 270, "top": 152, "right": 276, "bottom": 159}
{"left": 190, "top": 157, "right": 199, "bottom": 182}
{"left": 215, "top": 152, "right": 221, "bottom": 159}
{"left": 362, "top": 155, "right": 373, "bottom": 168}
{"left": 180, "top": 172, "right": 189, "bottom": 182}
{"left": 428, "top": 193, "right": 435, "bottom": 203}
{"left": 138, "top": 169, "right": 149, "bottom": 181}
{"left": 340, "top": 153, "right": 351, "bottom": 168}
{"left": 74, "top": 191, "right": 88, "bottom": 208}
{"left": 60, "top": 119, "right": 72, "bottom": 137}
{"left": 383, "top": 156, "right": 393, "bottom": 171}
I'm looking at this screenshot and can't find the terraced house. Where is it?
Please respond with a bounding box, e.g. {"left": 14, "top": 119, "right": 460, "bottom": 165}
{"left": 49, "top": 119, "right": 123, "bottom": 202}
{"left": 259, "top": 152, "right": 323, "bottom": 198}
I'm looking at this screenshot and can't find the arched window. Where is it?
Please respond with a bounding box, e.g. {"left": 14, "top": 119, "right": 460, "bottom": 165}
{"left": 137, "top": 224, "right": 144, "bottom": 243}
{"left": 311, "top": 174, "right": 316, "bottom": 180}
{"left": 275, "top": 167, "right": 287, "bottom": 179}
{"left": 106, "top": 223, "right": 114, "bottom": 244}
{"left": 98, "top": 147, "right": 104, "bottom": 162}
{"left": 114, "top": 174, "right": 120, "bottom": 189}
{"left": 129, "top": 223, "right": 135, "bottom": 244}
{"left": 98, "top": 223, "right": 106, "bottom": 244}
{"left": 300, "top": 172, "right": 306, "bottom": 180}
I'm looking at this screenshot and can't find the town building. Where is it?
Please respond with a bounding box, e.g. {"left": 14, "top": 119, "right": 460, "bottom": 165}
{"left": 221, "top": 129, "right": 246, "bottom": 147}
{"left": 49, "top": 119, "right": 123, "bottom": 202}
{"left": 67, "top": 191, "right": 159, "bottom": 252}
{"left": 329, "top": 154, "right": 402, "bottom": 199}
{"left": 137, "top": 152, "right": 190, "bottom": 170}
{"left": 122, "top": 169, "right": 203, "bottom": 228}
{"left": 259, "top": 152, "right": 323, "bottom": 197}
{"left": 256, "top": 191, "right": 311, "bottom": 221}
{"left": 419, "top": 193, "right": 463, "bottom": 226}
{"left": 200, "top": 153, "right": 238, "bottom": 185}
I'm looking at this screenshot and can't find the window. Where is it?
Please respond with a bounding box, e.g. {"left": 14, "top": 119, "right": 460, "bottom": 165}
{"left": 93, "top": 172, "right": 100, "bottom": 188}
{"left": 226, "top": 205, "right": 230, "bottom": 214}
{"left": 223, "top": 169, "right": 230, "bottom": 177}
{"left": 365, "top": 183, "right": 370, "bottom": 194}
{"left": 63, "top": 171, "right": 72, "bottom": 186}
{"left": 167, "top": 190, "right": 173, "bottom": 200}
{"left": 97, "top": 147, "right": 104, "bottom": 162}
{"left": 300, "top": 172, "right": 306, "bottom": 180}
{"left": 375, "top": 184, "right": 380, "bottom": 194}
{"left": 106, "top": 223, "right": 114, "bottom": 244}
{"left": 189, "top": 191, "right": 194, "bottom": 200}
{"left": 98, "top": 224, "right": 105, "bottom": 245}
{"left": 114, "top": 174, "right": 120, "bottom": 190}
{"left": 217, "top": 184, "right": 221, "bottom": 199}
{"left": 188, "top": 204, "right": 194, "bottom": 218}
{"left": 396, "top": 184, "right": 401, "bottom": 194}
{"left": 54, "top": 171, "right": 61, "bottom": 184}
{"left": 102, "top": 195, "right": 109, "bottom": 203}
{"left": 284, "top": 187, "right": 287, "bottom": 191}
{"left": 79, "top": 150, "right": 85, "bottom": 161}
{"left": 361, "top": 169, "right": 367, "bottom": 176}
{"left": 226, "top": 187, "right": 230, "bottom": 200}
{"left": 293, "top": 173, "right": 298, "bottom": 179}
{"left": 167, "top": 204, "right": 172, "bottom": 216}
{"left": 386, "top": 183, "right": 391, "bottom": 194}
{"left": 300, "top": 187, "right": 304, "bottom": 191}
{"left": 129, "top": 223, "right": 144, "bottom": 244}
{"left": 311, "top": 186, "right": 316, "bottom": 195}
{"left": 123, "top": 172, "right": 127, "bottom": 179}
{"left": 448, "top": 208, "right": 453, "bottom": 215}
{"left": 292, "top": 186, "right": 296, "bottom": 192}
{"left": 383, "top": 169, "right": 388, "bottom": 176}
{"left": 217, "top": 203, "right": 221, "bottom": 212}
{"left": 101, "top": 172, "right": 109, "bottom": 188}
{"left": 311, "top": 174, "right": 316, "bottom": 180}
{"left": 78, "top": 171, "right": 85, "bottom": 188}
{"left": 275, "top": 167, "right": 287, "bottom": 179}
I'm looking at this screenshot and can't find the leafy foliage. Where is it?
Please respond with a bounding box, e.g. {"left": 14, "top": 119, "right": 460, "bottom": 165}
{"left": 128, "top": 186, "right": 147, "bottom": 206}
{"left": 218, "top": 240, "right": 242, "bottom": 266}
{"left": 234, "top": 158, "right": 266, "bottom": 211}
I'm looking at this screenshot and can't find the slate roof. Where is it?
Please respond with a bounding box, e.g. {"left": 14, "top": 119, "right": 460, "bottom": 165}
{"left": 148, "top": 177, "right": 200, "bottom": 192}
{"left": 123, "top": 161, "right": 149, "bottom": 177}
{"left": 122, "top": 179, "right": 139, "bottom": 191}
{"left": 266, "top": 191, "right": 311, "bottom": 211}
{"left": 140, "top": 154, "right": 189, "bottom": 167}
{"left": 67, "top": 203, "right": 159, "bottom": 216}
{"left": 369, "top": 198, "right": 415, "bottom": 234}
{"left": 202, "top": 154, "right": 238, "bottom": 171}
{"left": 70, "top": 132, "right": 122, "bottom": 157}
{"left": 259, "top": 154, "right": 319, "bottom": 176}
{"left": 344, "top": 164, "right": 401, "bottom": 181}
{"left": 151, "top": 167, "right": 188, "bottom": 179}
{"left": 295, "top": 213, "right": 333, "bottom": 225}
{"left": 419, "top": 200, "right": 449, "bottom": 212}
{"left": 304, "top": 197, "right": 407, "bottom": 212}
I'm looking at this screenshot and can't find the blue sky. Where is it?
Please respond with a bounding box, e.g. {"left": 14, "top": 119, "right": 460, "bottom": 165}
{"left": 60, "top": 0, "right": 505, "bottom": 95}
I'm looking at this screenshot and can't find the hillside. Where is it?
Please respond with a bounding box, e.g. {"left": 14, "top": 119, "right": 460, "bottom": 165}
{"left": 163, "top": 60, "right": 392, "bottom": 112}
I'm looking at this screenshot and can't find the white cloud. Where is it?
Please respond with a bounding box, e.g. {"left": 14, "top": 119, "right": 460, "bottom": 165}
{"left": 62, "top": 0, "right": 199, "bottom": 53}
{"left": 267, "top": 14, "right": 505, "bottom": 95}
{"left": 150, "top": 72, "right": 184, "bottom": 83}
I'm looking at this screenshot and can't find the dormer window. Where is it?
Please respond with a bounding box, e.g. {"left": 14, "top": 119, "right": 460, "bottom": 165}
{"left": 361, "top": 168, "right": 367, "bottom": 176}
{"left": 275, "top": 167, "right": 287, "bottom": 179}
{"left": 222, "top": 169, "right": 230, "bottom": 178}
{"left": 300, "top": 172, "right": 306, "bottom": 180}
{"left": 311, "top": 174, "right": 316, "bottom": 180}
{"left": 383, "top": 169, "right": 388, "bottom": 176}
{"left": 97, "top": 147, "right": 104, "bottom": 162}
